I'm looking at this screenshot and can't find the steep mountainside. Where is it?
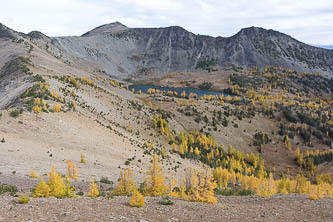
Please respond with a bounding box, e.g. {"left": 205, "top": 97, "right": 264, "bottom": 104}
{"left": 1, "top": 21, "right": 333, "bottom": 109}
{"left": 5, "top": 22, "right": 329, "bottom": 79}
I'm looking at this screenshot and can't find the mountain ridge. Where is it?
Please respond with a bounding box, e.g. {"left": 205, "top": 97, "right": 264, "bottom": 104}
{"left": 1, "top": 22, "right": 333, "bottom": 79}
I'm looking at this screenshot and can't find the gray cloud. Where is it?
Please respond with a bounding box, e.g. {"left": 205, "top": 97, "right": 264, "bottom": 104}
{"left": 0, "top": 0, "right": 332, "bottom": 44}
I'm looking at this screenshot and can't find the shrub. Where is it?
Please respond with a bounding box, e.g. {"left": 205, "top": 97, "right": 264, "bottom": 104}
{"left": 100, "top": 177, "right": 113, "bottom": 185}
{"left": 34, "top": 98, "right": 41, "bottom": 105}
{"left": 76, "top": 191, "right": 84, "bottom": 196}
{"left": 52, "top": 104, "right": 62, "bottom": 112}
{"left": 70, "top": 77, "right": 78, "bottom": 88}
{"left": 18, "top": 195, "right": 30, "bottom": 204}
{"left": 198, "top": 81, "right": 213, "bottom": 90}
{"left": 70, "top": 101, "right": 77, "bottom": 111}
{"left": 215, "top": 188, "right": 253, "bottom": 196}
{"left": 316, "top": 173, "right": 331, "bottom": 185}
{"left": 0, "top": 183, "right": 18, "bottom": 196}
{"left": 29, "top": 170, "right": 39, "bottom": 178}
{"left": 159, "top": 196, "right": 174, "bottom": 205}
{"left": 129, "top": 191, "right": 144, "bottom": 207}
{"left": 9, "top": 109, "right": 23, "bottom": 118}
{"left": 32, "top": 105, "right": 42, "bottom": 113}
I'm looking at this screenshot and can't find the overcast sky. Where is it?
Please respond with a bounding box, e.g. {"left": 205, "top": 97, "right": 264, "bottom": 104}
{"left": 1, "top": 0, "right": 332, "bottom": 45}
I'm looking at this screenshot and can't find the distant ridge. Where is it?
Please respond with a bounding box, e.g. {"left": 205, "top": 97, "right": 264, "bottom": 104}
{"left": 1, "top": 22, "right": 333, "bottom": 79}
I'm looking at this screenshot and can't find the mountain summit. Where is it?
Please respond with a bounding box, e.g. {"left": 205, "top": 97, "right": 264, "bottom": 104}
{"left": 81, "top": 21, "right": 128, "bottom": 37}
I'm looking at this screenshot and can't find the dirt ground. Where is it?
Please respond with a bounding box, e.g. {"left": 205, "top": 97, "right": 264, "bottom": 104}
{"left": 0, "top": 194, "right": 332, "bottom": 222}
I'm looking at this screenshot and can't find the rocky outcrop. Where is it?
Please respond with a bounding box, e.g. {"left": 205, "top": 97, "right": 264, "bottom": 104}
{"left": 0, "top": 23, "right": 15, "bottom": 38}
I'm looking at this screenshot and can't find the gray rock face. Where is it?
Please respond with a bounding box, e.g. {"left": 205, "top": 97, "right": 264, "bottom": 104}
{"left": 52, "top": 24, "right": 333, "bottom": 79}
{"left": 0, "top": 23, "right": 15, "bottom": 38}
{"left": 1, "top": 22, "right": 333, "bottom": 80}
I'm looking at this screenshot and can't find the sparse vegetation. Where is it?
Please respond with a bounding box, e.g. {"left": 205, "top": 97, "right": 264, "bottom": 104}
{"left": 9, "top": 109, "right": 23, "bottom": 118}
{"left": 18, "top": 195, "right": 30, "bottom": 204}
{"left": 0, "top": 183, "right": 18, "bottom": 196}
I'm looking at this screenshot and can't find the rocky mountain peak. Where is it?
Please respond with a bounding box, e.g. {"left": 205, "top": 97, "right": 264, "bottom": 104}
{"left": 235, "top": 26, "right": 285, "bottom": 38}
{"left": 0, "top": 23, "right": 15, "bottom": 38}
{"left": 27, "top": 31, "right": 49, "bottom": 40}
{"left": 81, "top": 21, "right": 128, "bottom": 37}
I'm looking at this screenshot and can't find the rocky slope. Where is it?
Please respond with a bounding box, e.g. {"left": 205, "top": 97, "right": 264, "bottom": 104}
{"left": 1, "top": 22, "right": 332, "bottom": 81}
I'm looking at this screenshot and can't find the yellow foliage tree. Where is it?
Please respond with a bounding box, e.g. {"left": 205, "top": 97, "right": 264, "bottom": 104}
{"left": 256, "top": 173, "right": 277, "bottom": 198}
{"left": 33, "top": 177, "right": 50, "bottom": 197}
{"left": 308, "top": 184, "right": 319, "bottom": 200}
{"left": 166, "top": 175, "right": 178, "bottom": 197}
{"left": 316, "top": 173, "right": 332, "bottom": 185}
{"left": 48, "top": 166, "right": 67, "bottom": 198}
{"left": 172, "top": 143, "right": 177, "bottom": 152}
{"left": 213, "top": 167, "right": 229, "bottom": 189}
{"left": 295, "top": 174, "right": 307, "bottom": 194}
{"left": 144, "top": 154, "right": 167, "bottom": 196}
{"left": 161, "top": 148, "right": 166, "bottom": 159}
{"left": 80, "top": 153, "right": 86, "bottom": 164}
{"left": 88, "top": 179, "right": 99, "bottom": 197}
{"left": 33, "top": 166, "right": 74, "bottom": 198}
{"left": 113, "top": 168, "right": 137, "bottom": 196}
{"left": 185, "top": 167, "right": 217, "bottom": 203}
{"left": 285, "top": 136, "right": 292, "bottom": 151}
{"left": 229, "top": 171, "right": 237, "bottom": 187}
{"left": 194, "top": 147, "right": 200, "bottom": 155}
{"left": 277, "top": 177, "right": 291, "bottom": 194}
{"left": 66, "top": 160, "right": 79, "bottom": 180}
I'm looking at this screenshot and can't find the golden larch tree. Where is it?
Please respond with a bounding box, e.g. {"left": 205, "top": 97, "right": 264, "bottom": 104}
{"left": 144, "top": 154, "right": 166, "bottom": 196}
{"left": 113, "top": 168, "right": 137, "bottom": 196}
{"left": 88, "top": 179, "right": 99, "bottom": 197}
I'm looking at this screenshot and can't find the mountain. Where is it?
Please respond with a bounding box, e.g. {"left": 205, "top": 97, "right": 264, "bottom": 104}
{"left": 1, "top": 22, "right": 333, "bottom": 80}
{"left": 0, "top": 21, "right": 333, "bottom": 221}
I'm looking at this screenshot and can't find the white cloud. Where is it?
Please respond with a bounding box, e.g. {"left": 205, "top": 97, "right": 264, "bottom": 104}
{"left": 0, "top": 0, "right": 332, "bottom": 44}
